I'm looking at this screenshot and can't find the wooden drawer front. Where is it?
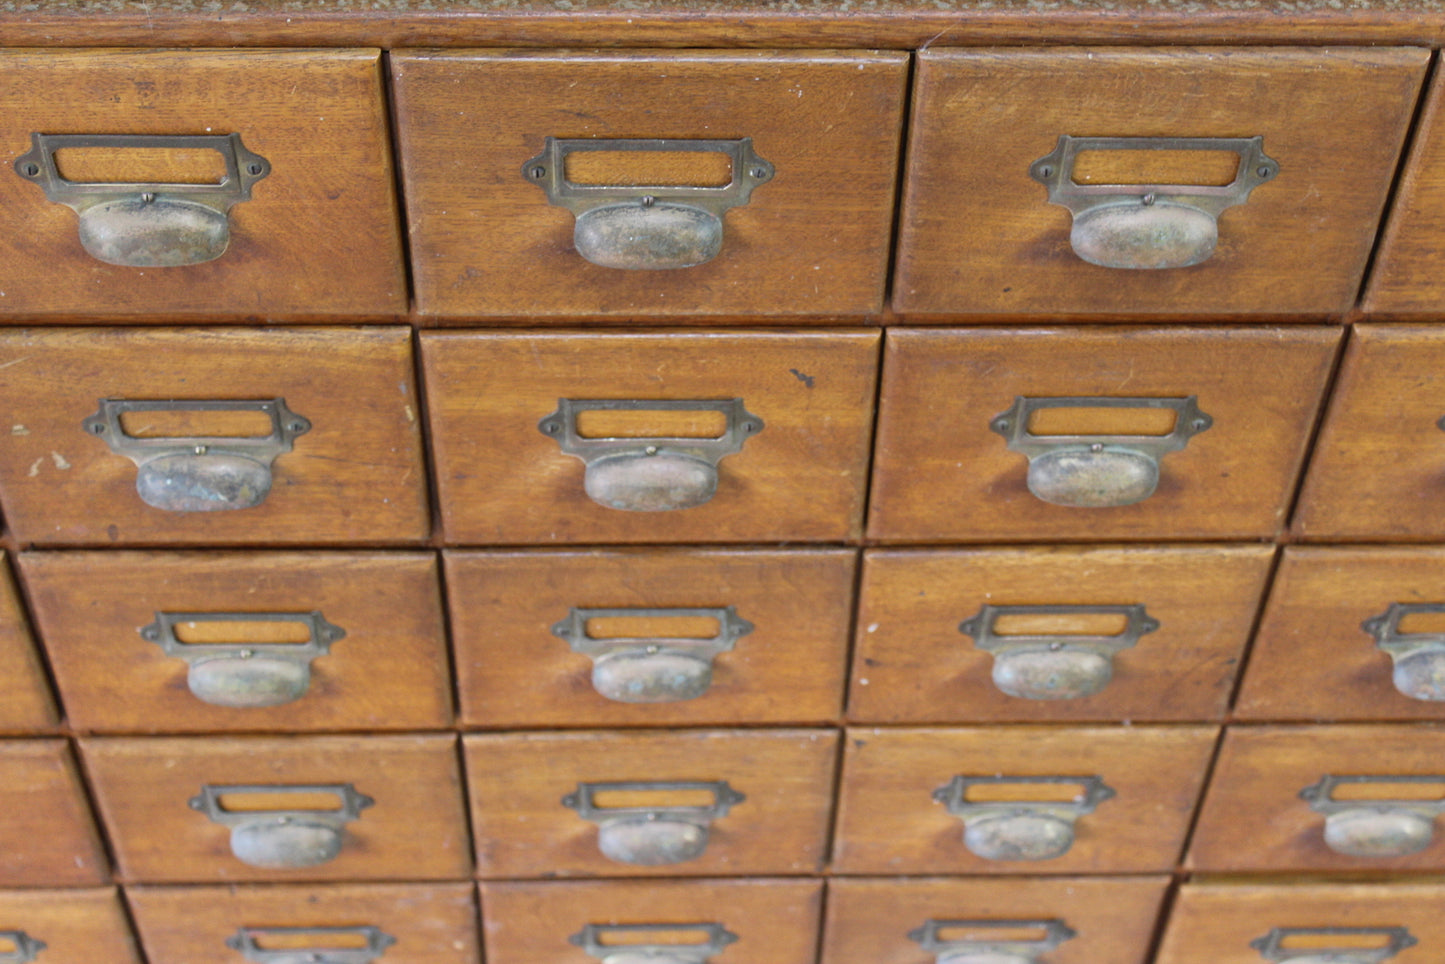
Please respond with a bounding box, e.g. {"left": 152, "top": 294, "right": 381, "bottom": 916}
{"left": 392, "top": 50, "right": 906, "bottom": 320}
{"left": 850, "top": 545, "right": 1272, "bottom": 724}
{"left": 1190, "top": 724, "right": 1445, "bottom": 871}
{"left": 127, "top": 883, "right": 478, "bottom": 964}
{"left": 0, "top": 328, "right": 429, "bottom": 546}
{"left": 0, "top": 889, "right": 140, "bottom": 964}
{"left": 831, "top": 725, "right": 1217, "bottom": 874}
{"left": 481, "top": 879, "right": 821, "bottom": 964}
{"left": 823, "top": 877, "right": 1169, "bottom": 964}
{"left": 868, "top": 328, "right": 1338, "bottom": 543}
{"left": 448, "top": 548, "right": 853, "bottom": 728}
{"left": 0, "top": 50, "right": 405, "bottom": 319}
{"left": 21, "top": 550, "right": 450, "bottom": 734}
{"left": 0, "top": 554, "right": 57, "bottom": 732}
{"left": 1367, "top": 63, "right": 1445, "bottom": 316}
{"left": 81, "top": 735, "right": 470, "bottom": 883}
{"left": 1294, "top": 325, "right": 1445, "bottom": 540}
{"left": 0, "top": 740, "right": 108, "bottom": 886}
{"left": 894, "top": 47, "right": 1427, "bottom": 317}
{"left": 1158, "top": 882, "right": 1445, "bottom": 964}
{"left": 463, "top": 729, "right": 837, "bottom": 878}
{"left": 423, "top": 331, "right": 878, "bottom": 545}
{"left": 1236, "top": 547, "right": 1445, "bottom": 721}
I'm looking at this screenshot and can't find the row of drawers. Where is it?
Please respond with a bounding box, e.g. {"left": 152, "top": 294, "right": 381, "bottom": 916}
{"left": 11, "top": 725, "right": 1445, "bottom": 883}
{"left": 17, "top": 879, "right": 1445, "bottom": 964}
{"left": 2, "top": 46, "right": 1444, "bottom": 321}
{"left": 6, "top": 324, "right": 1445, "bottom": 545}
{"left": 10, "top": 544, "right": 1445, "bottom": 732}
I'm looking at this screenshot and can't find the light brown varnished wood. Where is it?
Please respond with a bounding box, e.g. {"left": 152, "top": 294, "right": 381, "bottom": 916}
{"left": 0, "top": 553, "right": 57, "bottom": 732}
{"left": 392, "top": 50, "right": 905, "bottom": 320}
{"left": 1188, "top": 724, "right": 1445, "bottom": 872}
{"left": 80, "top": 734, "right": 470, "bottom": 882}
{"left": 0, "top": 49, "right": 405, "bottom": 320}
{"left": 0, "top": 889, "right": 140, "bottom": 964}
{"left": 822, "top": 877, "right": 1170, "bottom": 964}
{"left": 850, "top": 545, "right": 1272, "bottom": 724}
{"left": 127, "top": 883, "right": 479, "bottom": 964}
{"left": 1235, "top": 547, "right": 1445, "bottom": 722}
{"left": 20, "top": 550, "right": 451, "bottom": 733}
{"left": 831, "top": 725, "right": 1217, "bottom": 875}
{"left": 446, "top": 548, "right": 854, "bottom": 728}
{"left": 422, "top": 330, "right": 878, "bottom": 545}
{"left": 0, "top": 328, "right": 429, "bottom": 546}
{"left": 0, "top": 740, "right": 108, "bottom": 886}
{"left": 1294, "top": 325, "right": 1445, "bottom": 540}
{"left": 1158, "top": 881, "right": 1445, "bottom": 964}
{"left": 463, "top": 728, "right": 837, "bottom": 878}
{"left": 481, "top": 878, "right": 821, "bottom": 964}
{"left": 868, "top": 327, "right": 1339, "bottom": 543}
{"left": 894, "top": 47, "right": 1428, "bottom": 318}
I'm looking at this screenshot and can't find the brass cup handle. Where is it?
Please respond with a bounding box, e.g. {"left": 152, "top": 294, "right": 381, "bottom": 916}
{"left": 227, "top": 927, "right": 396, "bottom": 964}
{"left": 563, "top": 779, "right": 744, "bottom": 866}
{"left": 1363, "top": 602, "right": 1445, "bottom": 702}
{"left": 1300, "top": 774, "right": 1445, "bottom": 858}
{"left": 960, "top": 603, "right": 1158, "bottom": 700}
{"left": 0, "top": 931, "right": 46, "bottom": 964}
{"left": 570, "top": 923, "right": 738, "bottom": 964}
{"left": 910, "top": 919, "right": 1076, "bottom": 964}
{"left": 189, "top": 783, "right": 373, "bottom": 869}
{"left": 1251, "top": 927, "right": 1417, "bottom": 964}
{"left": 933, "top": 775, "right": 1115, "bottom": 862}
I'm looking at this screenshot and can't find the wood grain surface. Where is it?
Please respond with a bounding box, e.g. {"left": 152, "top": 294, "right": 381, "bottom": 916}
{"left": 393, "top": 50, "right": 905, "bottom": 320}
{"left": 895, "top": 47, "right": 1427, "bottom": 318}
{"left": 0, "top": 552, "right": 57, "bottom": 732}
{"left": 20, "top": 550, "right": 451, "bottom": 733}
{"left": 868, "top": 327, "right": 1340, "bottom": 543}
{"left": 0, "top": 740, "right": 108, "bottom": 886}
{"left": 422, "top": 330, "right": 878, "bottom": 544}
{"left": 0, "top": 889, "right": 140, "bottom": 964}
{"left": 0, "top": 328, "right": 429, "bottom": 546}
{"left": 831, "top": 725, "right": 1218, "bottom": 874}
{"left": 1188, "top": 724, "right": 1445, "bottom": 872}
{"left": 81, "top": 734, "right": 470, "bottom": 882}
{"left": 850, "top": 545, "right": 1273, "bottom": 724}
{"left": 481, "top": 879, "right": 822, "bottom": 964}
{"left": 446, "top": 548, "right": 854, "bottom": 728}
{"left": 0, "top": 49, "right": 404, "bottom": 320}
{"left": 464, "top": 728, "right": 838, "bottom": 878}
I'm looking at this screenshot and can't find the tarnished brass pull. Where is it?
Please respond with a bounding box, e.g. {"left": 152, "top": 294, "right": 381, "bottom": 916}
{"left": 909, "top": 919, "right": 1075, "bottom": 964}
{"left": 539, "top": 399, "right": 763, "bottom": 512}
{"left": 563, "top": 779, "right": 745, "bottom": 866}
{"left": 1030, "top": 135, "right": 1277, "bottom": 269}
{"left": 1300, "top": 774, "right": 1445, "bottom": 858}
{"left": 554, "top": 606, "right": 753, "bottom": 703}
{"left": 990, "top": 396, "right": 1212, "bottom": 508}
{"left": 960, "top": 604, "right": 1158, "bottom": 700}
{"left": 189, "top": 783, "right": 373, "bottom": 869}
{"left": 227, "top": 927, "right": 395, "bottom": 964}
{"left": 83, "top": 398, "right": 310, "bottom": 512}
{"left": 1251, "top": 927, "right": 1417, "bottom": 964}
{"left": 141, "top": 611, "right": 345, "bottom": 708}
{"left": 570, "top": 924, "right": 738, "bottom": 964}
{"left": 15, "top": 133, "right": 270, "bottom": 267}
{"left": 1362, "top": 603, "right": 1445, "bottom": 702}
{"left": 933, "top": 775, "right": 1115, "bottom": 862}
{"left": 0, "top": 932, "right": 46, "bottom": 964}
{"left": 523, "top": 137, "right": 773, "bottom": 269}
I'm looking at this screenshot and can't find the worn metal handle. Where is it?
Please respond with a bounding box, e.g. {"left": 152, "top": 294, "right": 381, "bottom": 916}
{"left": 1251, "top": 928, "right": 1417, "bottom": 964}
{"left": 554, "top": 606, "right": 753, "bottom": 703}
{"left": 1300, "top": 774, "right": 1445, "bottom": 858}
{"left": 1030, "top": 135, "right": 1277, "bottom": 269}
{"left": 141, "top": 611, "right": 344, "bottom": 708}
{"left": 83, "top": 398, "right": 309, "bottom": 512}
{"left": 563, "top": 779, "right": 745, "bottom": 866}
{"left": 1362, "top": 602, "right": 1445, "bottom": 702}
{"left": 933, "top": 775, "right": 1115, "bottom": 862}
{"left": 523, "top": 137, "right": 773, "bottom": 269}
{"left": 570, "top": 923, "right": 738, "bottom": 964}
{"left": 990, "top": 396, "right": 1212, "bottom": 508}
{"left": 960, "top": 603, "right": 1158, "bottom": 700}
{"left": 539, "top": 399, "right": 763, "bottom": 512}
{"left": 0, "top": 932, "right": 46, "bottom": 964}
{"left": 189, "top": 783, "right": 373, "bottom": 869}
{"left": 15, "top": 132, "right": 270, "bottom": 267}
{"left": 227, "top": 927, "right": 395, "bottom": 964}
{"left": 909, "top": 919, "right": 1076, "bottom": 964}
